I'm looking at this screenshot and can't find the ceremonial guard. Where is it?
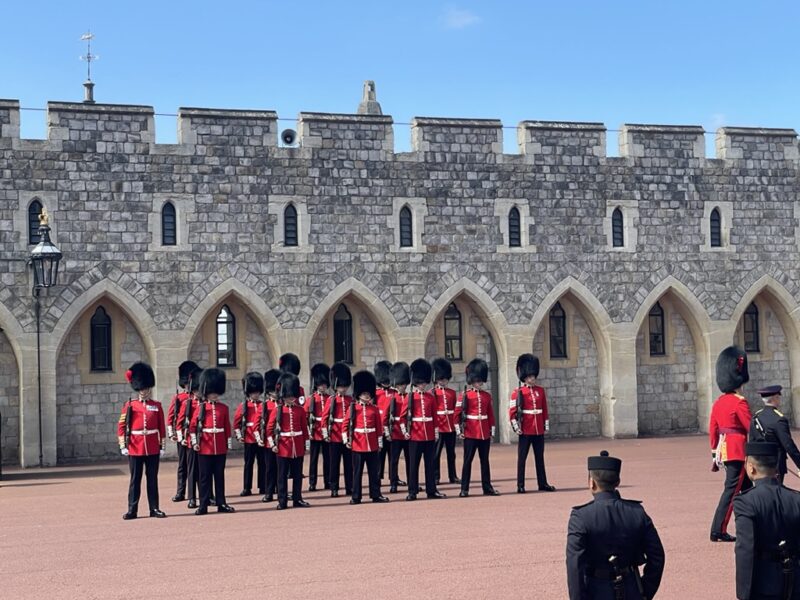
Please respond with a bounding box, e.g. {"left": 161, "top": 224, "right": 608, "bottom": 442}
{"left": 279, "top": 352, "right": 306, "bottom": 399}
{"left": 509, "top": 353, "right": 556, "bottom": 493}
{"left": 343, "top": 370, "right": 389, "bottom": 504}
{"left": 455, "top": 358, "right": 499, "bottom": 497}
{"left": 233, "top": 372, "right": 265, "bottom": 497}
{"left": 749, "top": 385, "right": 800, "bottom": 485}
{"left": 256, "top": 368, "right": 282, "bottom": 502}
{"left": 322, "top": 362, "right": 354, "bottom": 497}
{"left": 432, "top": 357, "right": 459, "bottom": 485}
{"left": 177, "top": 365, "right": 207, "bottom": 509}
{"left": 267, "top": 372, "right": 311, "bottom": 510}
{"left": 118, "top": 362, "right": 167, "bottom": 520}
{"left": 403, "top": 359, "right": 446, "bottom": 501}
{"left": 566, "top": 450, "right": 665, "bottom": 600}
{"left": 709, "top": 346, "right": 753, "bottom": 542}
{"left": 387, "top": 361, "right": 411, "bottom": 493}
{"left": 189, "top": 368, "right": 235, "bottom": 515}
{"left": 166, "top": 360, "right": 199, "bottom": 503}
{"left": 734, "top": 441, "right": 800, "bottom": 600}
{"left": 375, "top": 360, "right": 393, "bottom": 480}
{"left": 305, "top": 363, "right": 331, "bottom": 491}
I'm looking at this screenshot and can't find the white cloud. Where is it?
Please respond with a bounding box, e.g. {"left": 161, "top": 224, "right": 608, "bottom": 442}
{"left": 442, "top": 6, "right": 481, "bottom": 30}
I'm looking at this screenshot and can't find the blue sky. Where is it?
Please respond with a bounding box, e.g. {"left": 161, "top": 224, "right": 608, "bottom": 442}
{"left": 2, "top": 1, "right": 799, "bottom": 153}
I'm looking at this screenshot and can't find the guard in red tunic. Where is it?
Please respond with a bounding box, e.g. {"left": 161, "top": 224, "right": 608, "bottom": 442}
{"left": 344, "top": 370, "right": 390, "bottom": 504}
{"left": 387, "top": 362, "right": 411, "bottom": 494}
{"left": 375, "top": 360, "right": 393, "bottom": 481}
{"left": 166, "top": 360, "right": 199, "bottom": 503}
{"left": 118, "top": 362, "right": 167, "bottom": 520}
{"left": 279, "top": 353, "right": 306, "bottom": 400}
{"left": 403, "top": 359, "right": 446, "bottom": 501}
{"left": 255, "top": 369, "right": 282, "bottom": 502}
{"left": 189, "top": 368, "right": 235, "bottom": 515}
{"left": 233, "top": 372, "right": 265, "bottom": 497}
{"left": 322, "top": 362, "right": 353, "bottom": 497}
{"left": 305, "top": 363, "right": 331, "bottom": 491}
{"left": 267, "top": 372, "right": 311, "bottom": 510}
{"left": 709, "top": 346, "right": 753, "bottom": 541}
{"left": 176, "top": 365, "right": 206, "bottom": 509}
{"left": 455, "top": 358, "right": 499, "bottom": 497}
{"left": 432, "top": 357, "right": 459, "bottom": 485}
{"left": 510, "top": 353, "right": 556, "bottom": 493}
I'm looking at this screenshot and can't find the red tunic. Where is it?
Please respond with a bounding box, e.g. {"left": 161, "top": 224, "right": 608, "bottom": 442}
{"left": 709, "top": 392, "right": 752, "bottom": 462}
{"left": 267, "top": 404, "right": 308, "bottom": 458}
{"left": 402, "top": 389, "right": 438, "bottom": 442}
{"left": 176, "top": 395, "right": 201, "bottom": 447}
{"left": 233, "top": 399, "right": 262, "bottom": 445}
{"left": 117, "top": 399, "right": 166, "bottom": 456}
{"left": 189, "top": 401, "right": 231, "bottom": 455}
{"left": 256, "top": 399, "right": 280, "bottom": 448}
{"left": 321, "top": 394, "right": 352, "bottom": 444}
{"left": 344, "top": 402, "right": 382, "bottom": 453}
{"left": 454, "top": 388, "right": 495, "bottom": 440}
{"left": 386, "top": 389, "right": 409, "bottom": 441}
{"left": 376, "top": 388, "right": 391, "bottom": 430}
{"left": 509, "top": 385, "right": 548, "bottom": 435}
{"left": 166, "top": 391, "right": 190, "bottom": 438}
{"left": 305, "top": 391, "right": 330, "bottom": 442}
{"left": 433, "top": 385, "right": 457, "bottom": 433}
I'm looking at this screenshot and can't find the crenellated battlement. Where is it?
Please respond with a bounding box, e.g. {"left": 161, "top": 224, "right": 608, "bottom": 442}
{"left": 518, "top": 121, "right": 606, "bottom": 161}
{"left": 177, "top": 107, "right": 278, "bottom": 147}
{"left": 619, "top": 124, "right": 705, "bottom": 160}
{"left": 715, "top": 127, "right": 799, "bottom": 161}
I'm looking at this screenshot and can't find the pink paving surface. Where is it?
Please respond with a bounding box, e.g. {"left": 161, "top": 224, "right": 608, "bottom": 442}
{"left": 3, "top": 435, "right": 798, "bottom": 599}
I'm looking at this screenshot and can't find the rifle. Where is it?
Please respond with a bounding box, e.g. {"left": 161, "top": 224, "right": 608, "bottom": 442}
{"left": 346, "top": 400, "right": 357, "bottom": 448}
{"left": 608, "top": 555, "right": 625, "bottom": 600}
{"left": 460, "top": 385, "right": 469, "bottom": 433}
{"left": 124, "top": 399, "right": 133, "bottom": 449}
{"left": 239, "top": 381, "right": 248, "bottom": 441}
{"left": 170, "top": 377, "right": 181, "bottom": 435}
{"left": 779, "top": 540, "right": 795, "bottom": 600}
{"left": 406, "top": 389, "right": 414, "bottom": 439}
{"left": 195, "top": 401, "right": 206, "bottom": 450}
{"left": 515, "top": 384, "right": 524, "bottom": 433}
{"left": 307, "top": 392, "right": 316, "bottom": 435}
{"left": 258, "top": 398, "right": 269, "bottom": 446}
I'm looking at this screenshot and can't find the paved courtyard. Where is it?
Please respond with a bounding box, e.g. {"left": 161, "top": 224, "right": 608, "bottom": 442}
{"left": 3, "top": 434, "right": 795, "bottom": 599}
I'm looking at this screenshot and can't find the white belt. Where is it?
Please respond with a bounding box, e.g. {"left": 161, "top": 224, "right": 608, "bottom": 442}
{"left": 245, "top": 422, "right": 255, "bottom": 426}
{"left": 131, "top": 429, "right": 159, "bottom": 435}
{"left": 411, "top": 417, "right": 433, "bottom": 422}
{"left": 354, "top": 428, "right": 376, "bottom": 433}
{"left": 203, "top": 427, "right": 225, "bottom": 434}
{"left": 281, "top": 431, "right": 303, "bottom": 437}
{"left": 332, "top": 418, "right": 344, "bottom": 423}
{"left": 436, "top": 410, "right": 454, "bottom": 415}
{"left": 466, "top": 415, "right": 488, "bottom": 420}
{"left": 309, "top": 416, "right": 319, "bottom": 421}
{"left": 521, "top": 409, "right": 543, "bottom": 415}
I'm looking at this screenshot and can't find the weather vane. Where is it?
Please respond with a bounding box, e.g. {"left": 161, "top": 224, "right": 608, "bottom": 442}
{"left": 79, "top": 31, "right": 98, "bottom": 103}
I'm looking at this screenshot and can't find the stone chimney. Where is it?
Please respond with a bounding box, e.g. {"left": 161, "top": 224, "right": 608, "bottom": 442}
{"left": 357, "top": 80, "right": 382, "bottom": 115}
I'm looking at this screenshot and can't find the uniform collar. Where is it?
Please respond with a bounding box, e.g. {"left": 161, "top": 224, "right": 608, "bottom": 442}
{"left": 593, "top": 490, "right": 621, "bottom": 502}
{"left": 754, "top": 476, "right": 780, "bottom": 487}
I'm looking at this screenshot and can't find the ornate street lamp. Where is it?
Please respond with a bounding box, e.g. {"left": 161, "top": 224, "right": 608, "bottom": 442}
{"left": 30, "top": 208, "right": 62, "bottom": 467}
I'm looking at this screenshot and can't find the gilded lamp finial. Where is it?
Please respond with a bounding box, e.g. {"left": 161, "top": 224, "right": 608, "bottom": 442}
{"left": 39, "top": 207, "right": 49, "bottom": 227}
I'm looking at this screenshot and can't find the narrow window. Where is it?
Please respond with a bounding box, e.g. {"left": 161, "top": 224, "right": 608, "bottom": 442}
{"left": 216, "top": 305, "right": 236, "bottom": 367}
{"left": 743, "top": 302, "right": 760, "bottom": 353}
{"left": 333, "top": 304, "right": 353, "bottom": 364}
{"left": 508, "top": 207, "right": 522, "bottom": 248}
{"left": 90, "top": 306, "right": 112, "bottom": 371}
{"left": 399, "top": 206, "right": 413, "bottom": 248}
{"left": 28, "top": 199, "right": 43, "bottom": 245}
{"left": 161, "top": 202, "right": 177, "bottom": 246}
{"left": 549, "top": 302, "right": 567, "bottom": 359}
{"left": 648, "top": 301, "right": 666, "bottom": 356}
{"left": 284, "top": 204, "right": 298, "bottom": 247}
{"left": 612, "top": 207, "right": 624, "bottom": 248}
{"left": 710, "top": 208, "right": 722, "bottom": 248}
{"left": 444, "top": 303, "right": 463, "bottom": 361}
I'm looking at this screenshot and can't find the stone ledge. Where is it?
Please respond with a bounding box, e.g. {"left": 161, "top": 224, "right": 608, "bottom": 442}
{"left": 178, "top": 107, "right": 278, "bottom": 120}
{"left": 411, "top": 116, "right": 502, "bottom": 128}
{"left": 519, "top": 120, "right": 606, "bottom": 132}
{"left": 298, "top": 112, "right": 393, "bottom": 125}
{"left": 47, "top": 101, "right": 154, "bottom": 116}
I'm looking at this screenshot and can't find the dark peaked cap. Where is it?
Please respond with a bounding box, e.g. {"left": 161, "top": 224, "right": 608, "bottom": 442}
{"left": 587, "top": 450, "right": 621, "bottom": 473}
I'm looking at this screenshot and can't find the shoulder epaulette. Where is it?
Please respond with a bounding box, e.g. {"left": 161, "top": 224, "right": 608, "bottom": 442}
{"left": 734, "top": 393, "right": 746, "bottom": 400}
{"left": 572, "top": 500, "right": 595, "bottom": 510}
{"left": 755, "top": 408, "right": 765, "bottom": 416}
{"left": 774, "top": 408, "right": 785, "bottom": 418}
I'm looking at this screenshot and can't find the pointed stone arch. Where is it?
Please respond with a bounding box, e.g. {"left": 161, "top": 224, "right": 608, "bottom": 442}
{"left": 0, "top": 303, "right": 25, "bottom": 466}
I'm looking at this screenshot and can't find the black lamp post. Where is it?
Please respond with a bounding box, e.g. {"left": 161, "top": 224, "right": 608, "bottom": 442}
{"left": 30, "top": 209, "right": 62, "bottom": 467}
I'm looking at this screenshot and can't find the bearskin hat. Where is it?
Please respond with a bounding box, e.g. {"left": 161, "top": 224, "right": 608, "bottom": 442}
{"left": 516, "top": 353, "right": 540, "bottom": 381}
{"left": 353, "top": 371, "right": 377, "bottom": 400}
{"left": 279, "top": 353, "right": 301, "bottom": 376}
{"left": 242, "top": 371, "right": 264, "bottom": 395}
{"left": 199, "top": 368, "right": 226, "bottom": 396}
{"left": 330, "top": 362, "right": 352, "bottom": 388}
{"left": 432, "top": 357, "right": 452, "bottom": 381}
{"left": 178, "top": 360, "right": 200, "bottom": 388}
{"left": 391, "top": 362, "right": 410, "bottom": 387}
{"left": 410, "top": 358, "right": 432, "bottom": 385}
{"left": 716, "top": 346, "right": 749, "bottom": 394}
{"left": 466, "top": 358, "right": 489, "bottom": 384}
{"left": 277, "top": 372, "right": 301, "bottom": 400}
{"left": 311, "top": 363, "right": 330, "bottom": 388}
{"left": 187, "top": 367, "right": 203, "bottom": 392}
{"left": 263, "top": 369, "right": 282, "bottom": 395}
{"left": 374, "top": 360, "right": 393, "bottom": 387}
{"left": 126, "top": 361, "right": 155, "bottom": 392}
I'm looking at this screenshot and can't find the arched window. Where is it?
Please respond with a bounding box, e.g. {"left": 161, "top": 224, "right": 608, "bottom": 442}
{"left": 710, "top": 207, "right": 722, "bottom": 248}
{"left": 612, "top": 207, "right": 624, "bottom": 248}
{"left": 333, "top": 304, "right": 353, "bottom": 364}
{"left": 399, "top": 206, "right": 413, "bottom": 248}
{"left": 549, "top": 302, "right": 567, "bottom": 359}
{"left": 161, "top": 202, "right": 177, "bottom": 246}
{"left": 444, "top": 303, "right": 463, "bottom": 361}
{"left": 284, "top": 204, "right": 298, "bottom": 247}
{"left": 90, "top": 306, "right": 112, "bottom": 371}
{"left": 648, "top": 301, "right": 666, "bottom": 356}
{"left": 28, "top": 199, "right": 43, "bottom": 245}
{"left": 508, "top": 207, "right": 522, "bottom": 248}
{"left": 743, "top": 302, "right": 760, "bottom": 353}
{"left": 216, "top": 305, "right": 236, "bottom": 367}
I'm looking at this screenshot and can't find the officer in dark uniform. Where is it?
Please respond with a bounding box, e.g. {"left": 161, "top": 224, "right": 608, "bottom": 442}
{"left": 749, "top": 385, "right": 800, "bottom": 485}
{"left": 566, "top": 450, "right": 665, "bottom": 600}
{"left": 734, "top": 441, "right": 800, "bottom": 600}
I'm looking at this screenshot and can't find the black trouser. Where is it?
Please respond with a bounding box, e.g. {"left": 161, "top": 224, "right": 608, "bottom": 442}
{"left": 264, "top": 446, "right": 277, "bottom": 496}
{"left": 352, "top": 451, "right": 382, "bottom": 501}
{"left": 409, "top": 440, "right": 437, "bottom": 496}
{"left": 175, "top": 442, "right": 188, "bottom": 496}
{"left": 186, "top": 446, "right": 200, "bottom": 502}
{"left": 198, "top": 454, "right": 227, "bottom": 509}
{"left": 308, "top": 440, "right": 330, "bottom": 489}
{"left": 461, "top": 438, "right": 492, "bottom": 492}
{"left": 329, "top": 442, "right": 353, "bottom": 492}
{"left": 517, "top": 434, "right": 549, "bottom": 488}
{"left": 277, "top": 456, "right": 304, "bottom": 505}
{"left": 380, "top": 439, "right": 390, "bottom": 479}
{"left": 711, "top": 460, "right": 752, "bottom": 534}
{"left": 242, "top": 442, "right": 265, "bottom": 493}
{"left": 389, "top": 439, "right": 409, "bottom": 486}
{"left": 435, "top": 431, "right": 458, "bottom": 482}
{"left": 127, "top": 454, "right": 160, "bottom": 514}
